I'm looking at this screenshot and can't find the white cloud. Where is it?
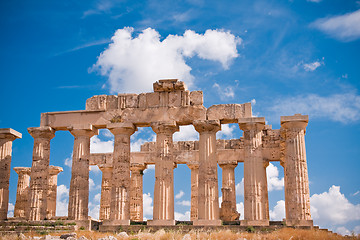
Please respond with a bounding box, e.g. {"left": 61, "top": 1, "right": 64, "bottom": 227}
{"left": 311, "top": 9, "right": 360, "bottom": 41}
{"left": 89, "top": 178, "right": 100, "bottom": 191}
{"left": 212, "top": 83, "right": 235, "bottom": 100}
{"left": 219, "top": 196, "right": 222, "bottom": 207}
{"left": 352, "top": 190, "right": 360, "bottom": 196}
{"left": 93, "top": 27, "right": 241, "bottom": 93}
{"left": 307, "top": 0, "right": 322, "bottom": 2}
{"left": 131, "top": 134, "right": 156, "bottom": 152}
{"left": 303, "top": 59, "right": 324, "bottom": 72}
{"left": 269, "top": 200, "right": 285, "bottom": 220}
{"left": 336, "top": 226, "right": 351, "bottom": 236}
{"left": 217, "top": 124, "right": 236, "bottom": 139}
{"left": 176, "top": 200, "right": 191, "bottom": 207}
{"left": 143, "top": 193, "right": 153, "bottom": 219}
{"left": 94, "top": 193, "right": 101, "bottom": 203}
{"left": 7, "top": 203, "right": 14, "bottom": 218}
{"left": 173, "top": 125, "right": 198, "bottom": 141}
{"left": 88, "top": 202, "right": 100, "bottom": 219}
{"left": 101, "top": 129, "right": 113, "bottom": 138}
{"left": 175, "top": 211, "right": 190, "bottom": 220}
{"left": 236, "top": 202, "right": 244, "bottom": 220}
{"left": 310, "top": 185, "right": 360, "bottom": 226}
{"left": 354, "top": 225, "right": 360, "bottom": 234}
{"left": 56, "top": 184, "right": 69, "bottom": 216}
{"left": 90, "top": 135, "right": 114, "bottom": 153}
{"left": 64, "top": 157, "right": 72, "bottom": 168}
{"left": 90, "top": 165, "right": 101, "bottom": 174}
{"left": 266, "top": 163, "right": 284, "bottom": 191}
{"left": 251, "top": 99, "right": 256, "bottom": 106}
{"left": 175, "top": 190, "right": 185, "bottom": 199}
{"left": 268, "top": 92, "right": 360, "bottom": 123}
{"left": 143, "top": 164, "right": 155, "bottom": 174}
{"left": 235, "top": 178, "right": 244, "bottom": 196}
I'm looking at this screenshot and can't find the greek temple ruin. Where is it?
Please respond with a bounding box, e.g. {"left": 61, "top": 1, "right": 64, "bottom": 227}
{"left": 0, "top": 79, "right": 313, "bottom": 229}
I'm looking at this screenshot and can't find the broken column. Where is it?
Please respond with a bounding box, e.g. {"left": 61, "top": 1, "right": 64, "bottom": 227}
{"left": 68, "top": 125, "right": 98, "bottom": 220}
{"left": 130, "top": 164, "right": 146, "bottom": 221}
{"left": 219, "top": 162, "right": 240, "bottom": 221}
{"left": 149, "top": 121, "right": 179, "bottom": 225}
{"left": 107, "top": 123, "right": 136, "bottom": 225}
{"left": 99, "top": 166, "right": 112, "bottom": 221}
{"left": 0, "top": 128, "right": 22, "bottom": 220}
{"left": 281, "top": 114, "right": 312, "bottom": 226}
{"left": 47, "top": 166, "right": 63, "bottom": 219}
{"left": 239, "top": 117, "right": 269, "bottom": 226}
{"left": 187, "top": 164, "right": 199, "bottom": 221}
{"left": 28, "top": 126, "right": 54, "bottom": 221}
{"left": 14, "top": 167, "right": 30, "bottom": 218}
{"left": 193, "top": 120, "right": 221, "bottom": 226}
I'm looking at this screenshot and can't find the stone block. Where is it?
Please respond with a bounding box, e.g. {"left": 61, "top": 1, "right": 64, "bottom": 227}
{"left": 207, "top": 103, "right": 252, "bottom": 123}
{"left": 125, "top": 94, "right": 138, "bottom": 108}
{"left": 106, "top": 95, "right": 118, "bottom": 110}
{"left": 193, "top": 219, "right": 222, "bottom": 226}
{"left": 189, "top": 91, "right": 203, "bottom": 106}
{"left": 138, "top": 93, "right": 147, "bottom": 108}
{"left": 147, "top": 219, "right": 176, "bottom": 226}
{"left": 168, "top": 91, "right": 182, "bottom": 107}
{"left": 146, "top": 92, "right": 160, "bottom": 107}
{"left": 181, "top": 90, "right": 190, "bottom": 106}
{"left": 85, "top": 95, "right": 107, "bottom": 110}
{"left": 281, "top": 114, "right": 309, "bottom": 124}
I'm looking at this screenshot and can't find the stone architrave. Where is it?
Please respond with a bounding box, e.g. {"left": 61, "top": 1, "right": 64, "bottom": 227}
{"left": 187, "top": 164, "right": 199, "bottom": 221}
{"left": 193, "top": 120, "right": 221, "bottom": 226}
{"left": 28, "top": 126, "right": 55, "bottom": 221}
{"left": 47, "top": 166, "right": 63, "bottom": 219}
{"left": 281, "top": 114, "right": 313, "bottom": 226}
{"left": 219, "top": 163, "right": 239, "bottom": 221}
{"left": 239, "top": 117, "right": 269, "bottom": 226}
{"left": 148, "top": 121, "right": 179, "bottom": 226}
{"left": 0, "top": 128, "right": 22, "bottom": 220}
{"left": 99, "top": 166, "right": 112, "bottom": 221}
{"left": 130, "top": 164, "right": 146, "bottom": 221}
{"left": 68, "top": 125, "right": 98, "bottom": 220}
{"left": 13, "top": 167, "right": 30, "bottom": 218}
{"left": 107, "top": 123, "right": 136, "bottom": 225}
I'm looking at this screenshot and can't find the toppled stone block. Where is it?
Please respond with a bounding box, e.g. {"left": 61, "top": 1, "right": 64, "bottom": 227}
{"left": 153, "top": 79, "right": 187, "bottom": 92}
{"left": 190, "top": 91, "right": 203, "bottom": 106}
{"left": 207, "top": 103, "right": 252, "bottom": 123}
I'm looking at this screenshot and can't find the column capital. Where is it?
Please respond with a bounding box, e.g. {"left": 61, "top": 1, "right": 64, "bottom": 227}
{"left": 130, "top": 163, "right": 147, "bottom": 172}
{"left": 219, "top": 162, "right": 238, "bottom": 170}
{"left": 238, "top": 117, "right": 265, "bottom": 131}
{"left": 107, "top": 122, "right": 137, "bottom": 135}
{"left": 68, "top": 124, "right": 98, "bottom": 137}
{"left": 0, "top": 128, "right": 22, "bottom": 141}
{"left": 48, "top": 166, "right": 63, "bottom": 175}
{"left": 28, "top": 126, "right": 55, "bottom": 139}
{"left": 281, "top": 114, "right": 308, "bottom": 130}
{"left": 99, "top": 166, "right": 113, "bottom": 173}
{"left": 193, "top": 120, "right": 220, "bottom": 133}
{"left": 13, "top": 167, "right": 31, "bottom": 176}
{"left": 151, "top": 121, "right": 179, "bottom": 134}
{"left": 187, "top": 163, "right": 199, "bottom": 170}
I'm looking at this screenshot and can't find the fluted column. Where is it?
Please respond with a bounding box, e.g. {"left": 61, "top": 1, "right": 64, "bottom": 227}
{"left": 193, "top": 120, "right": 221, "bottom": 226}
{"left": 219, "top": 163, "right": 239, "bottom": 221}
{"left": 187, "top": 164, "right": 199, "bottom": 221}
{"left": 14, "top": 167, "right": 30, "bottom": 218}
{"left": 0, "top": 129, "right": 22, "bottom": 220}
{"left": 130, "top": 164, "right": 146, "bottom": 221}
{"left": 47, "top": 166, "right": 63, "bottom": 219}
{"left": 107, "top": 123, "right": 136, "bottom": 225}
{"left": 28, "top": 127, "right": 54, "bottom": 221}
{"left": 281, "top": 114, "right": 312, "bottom": 226}
{"left": 99, "top": 166, "right": 112, "bottom": 221}
{"left": 239, "top": 117, "right": 269, "bottom": 226}
{"left": 149, "top": 121, "right": 179, "bottom": 226}
{"left": 68, "top": 125, "right": 98, "bottom": 220}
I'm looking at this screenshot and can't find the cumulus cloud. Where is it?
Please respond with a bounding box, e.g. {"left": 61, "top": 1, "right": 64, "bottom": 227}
{"left": 64, "top": 156, "right": 72, "bottom": 168}
{"left": 303, "top": 59, "right": 324, "bottom": 72}
{"left": 176, "top": 200, "right": 191, "bottom": 207}
{"left": 268, "top": 92, "right": 360, "bottom": 123}
{"left": 173, "top": 125, "right": 198, "bottom": 141}
{"left": 93, "top": 27, "right": 241, "bottom": 93}
{"left": 175, "top": 190, "right": 185, "bottom": 199}
{"left": 88, "top": 202, "right": 100, "bottom": 219}
{"left": 267, "top": 163, "right": 284, "bottom": 191}
{"left": 217, "top": 124, "right": 236, "bottom": 139}
{"left": 143, "top": 192, "right": 153, "bottom": 219}
{"left": 311, "top": 9, "right": 360, "bottom": 41}
{"left": 270, "top": 200, "right": 285, "bottom": 220}
{"left": 90, "top": 165, "right": 101, "bottom": 174}
{"left": 7, "top": 203, "right": 14, "bottom": 218}
{"left": 56, "top": 184, "right": 69, "bottom": 216}
{"left": 213, "top": 83, "right": 235, "bottom": 100}
{"left": 90, "top": 135, "right": 114, "bottom": 153}
{"left": 235, "top": 178, "right": 244, "bottom": 196}
{"left": 131, "top": 128, "right": 156, "bottom": 152}
{"left": 236, "top": 202, "right": 244, "bottom": 220}
{"left": 175, "top": 211, "right": 191, "bottom": 220}
{"left": 89, "top": 178, "right": 100, "bottom": 191}
{"left": 143, "top": 164, "right": 155, "bottom": 174}
{"left": 336, "top": 226, "right": 351, "bottom": 236}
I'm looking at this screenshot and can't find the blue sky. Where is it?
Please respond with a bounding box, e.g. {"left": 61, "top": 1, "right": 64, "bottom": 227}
{"left": 1, "top": 0, "right": 360, "bottom": 235}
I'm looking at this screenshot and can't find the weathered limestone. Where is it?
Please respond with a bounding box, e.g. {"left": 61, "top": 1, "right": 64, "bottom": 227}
{"left": 148, "top": 121, "right": 179, "bottom": 226}
{"left": 47, "top": 166, "right": 63, "bottom": 219}
{"left": 28, "top": 127, "right": 55, "bottom": 221}
{"left": 0, "top": 129, "right": 22, "bottom": 220}
{"left": 281, "top": 114, "right": 312, "bottom": 226}
{"left": 130, "top": 164, "right": 146, "bottom": 221}
{"left": 193, "top": 120, "right": 221, "bottom": 226}
{"left": 219, "top": 163, "right": 239, "bottom": 221}
{"left": 14, "top": 167, "right": 30, "bottom": 218}
{"left": 68, "top": 125, "right": 98, "bottom": 220}
{"left": 187, "top": 164, "right": 199, "bottom": 221}
{"left": 106, "top": 123, "right": 136, "bottom": 225}
{"left": 239, "top": 117, "right": 269, "bottom": 226}
{"left": 99, "top": 167, "right": 112, "bottom": 220}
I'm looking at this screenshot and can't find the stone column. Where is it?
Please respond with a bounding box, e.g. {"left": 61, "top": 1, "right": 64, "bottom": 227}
{"left": 193, "top": 120, "right": 221, "bottom": 226}
{"left": 68, "top": 125, "right": 98, "bottom": 220}
{"left": 47, "top": 166, "right": 63, "bottom": 219}
{"left": 0, "top": 129, "right": 22, "bottom": 220}
{"left": 280, "top": 114, "right": 312, "bottom": 226}
{"left": 187, "top": 164, "right": 199, "bottom": 221}
{"left": 28, "top": 126, "right": 54, "bottom": 221}
{"left": 239, "top": 117, "right": 269, "bottom": 226}
{"left": 130, "top": 164, "right": 146, "bottom": 221}
{"left": 149, "top": 121, "right": 179, "bottom": 226}
{"left": 99, "top": 166, "right": 112, "bottom": 221}
{"left": 13, "top": 167, "right": 30, "bottom": 218}
{"left": 219, "top": 163, "right": 240, "bottom": 221}
{"left": 107, "top": 123, "right": 136, "bottom": 225}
